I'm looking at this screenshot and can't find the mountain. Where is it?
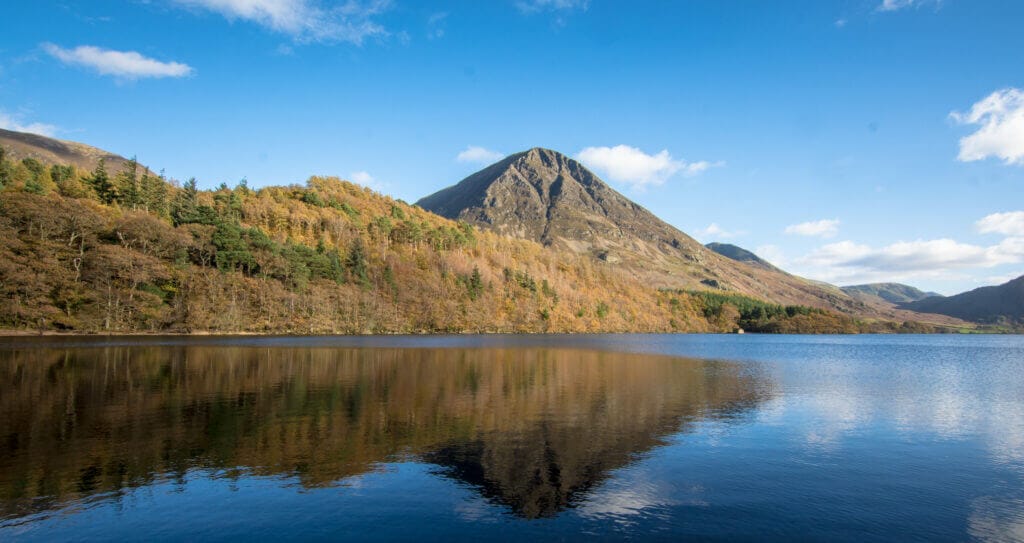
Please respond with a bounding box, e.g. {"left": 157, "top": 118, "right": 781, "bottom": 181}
{"left": 705, "top": 242, "right": 779, "bottom": 272}
{"left": 900, "top": 275, "right": 1024, "bottom": 325}
{"left": 0, "top": 128, "right": 146, "bottom": 175}
{"left": 841, "top": 283, "right": 942, "bottom": 305}
{"left": 419, "top": 148, "right": 874, "bottom": 314}
{"left": 4, "top": 131, "right": 918, "bottom": 334}
{"left": 0, "top": 133, "right": 973, "bottom": 333}
{"left": 418, "top": 148, "right": 690, "bottom": 254}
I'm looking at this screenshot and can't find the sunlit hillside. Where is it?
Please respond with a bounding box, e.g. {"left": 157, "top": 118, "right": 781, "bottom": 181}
{"left": 0, "top": 144, "right": 956, "bottom": 334}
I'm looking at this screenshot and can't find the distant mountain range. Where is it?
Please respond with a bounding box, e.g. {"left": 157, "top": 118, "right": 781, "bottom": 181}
{"left": 840, "top": 283, "right": 942, "bottom": 305}
{"left": 900, "top": 275, "right": 1024, "bottom": 325}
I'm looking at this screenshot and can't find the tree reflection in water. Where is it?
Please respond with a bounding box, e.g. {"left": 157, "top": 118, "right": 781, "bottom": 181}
{"left": 0, "top": 343, "right": 770, "bottom": 521}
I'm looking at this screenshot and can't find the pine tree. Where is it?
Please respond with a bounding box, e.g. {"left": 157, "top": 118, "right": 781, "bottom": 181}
{"left": 117, "top": 157, "right": 141, "bottom": 208}
{"left": 346, "top": 238, "right": 371, "bottom": 288}
{"left": 89, "top": 159, "right": 116, "bottom": 204}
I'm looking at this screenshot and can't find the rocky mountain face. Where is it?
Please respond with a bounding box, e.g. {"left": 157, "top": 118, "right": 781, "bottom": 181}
{"left": 419, "top": 148, "right": 693, "bottom": 256}
{"left": 900, "top": 275, "right": 1024, "bottom": 325}
{"left": 418, "top": 148, "right": 894, "bottom": 315}
{"left": 705, "top": 242, "right": 779, "bottom": 272}
{"left": 841, "top": 283, "right": 942, "bottom": 305}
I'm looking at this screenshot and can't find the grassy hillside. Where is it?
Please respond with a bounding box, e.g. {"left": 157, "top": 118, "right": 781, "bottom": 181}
{"left": 0, "top": 143, "right": 951, "bottom": 334}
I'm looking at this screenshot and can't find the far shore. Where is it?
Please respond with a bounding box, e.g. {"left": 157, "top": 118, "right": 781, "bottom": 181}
{"left": 0, "top": 328, "right": 1016, "bottom": 337}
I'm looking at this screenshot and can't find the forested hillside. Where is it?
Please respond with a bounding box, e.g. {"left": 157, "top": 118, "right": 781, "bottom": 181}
{"left": 0, "top": 142, "right": 947, "bottom": 334}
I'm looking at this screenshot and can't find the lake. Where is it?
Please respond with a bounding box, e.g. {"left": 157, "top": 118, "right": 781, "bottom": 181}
{"left": 1, "top": 334, "right": 1022, "bottom": 541}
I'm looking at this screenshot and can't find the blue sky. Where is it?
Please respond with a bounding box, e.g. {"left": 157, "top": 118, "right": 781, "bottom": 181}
{"left": 2, "top": 0, "right": 1023, "bottom": 294}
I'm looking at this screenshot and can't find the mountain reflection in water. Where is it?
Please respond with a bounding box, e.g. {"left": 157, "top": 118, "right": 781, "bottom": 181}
{"left": 0, "top": 344, "right": 770, "bottom": 521}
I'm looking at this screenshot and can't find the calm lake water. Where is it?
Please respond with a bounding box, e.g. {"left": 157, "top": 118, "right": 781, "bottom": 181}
{"left": 1, "top": 334, "right": 1023, "bottom": 541}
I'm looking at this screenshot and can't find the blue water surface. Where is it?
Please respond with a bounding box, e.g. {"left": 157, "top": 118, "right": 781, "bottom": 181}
{"left": 0, "top": 334, "right": 1022, "bottom": 541}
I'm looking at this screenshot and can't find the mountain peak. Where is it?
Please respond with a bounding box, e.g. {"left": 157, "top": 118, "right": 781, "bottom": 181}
{"left": 417, "top": 149, "right": 875, "bottom": 313}
{"left": 519, "top": 146, "right": 571, "bottom": 163}
{"left": 418, "top": 147, "right": 663, "bottom": 249}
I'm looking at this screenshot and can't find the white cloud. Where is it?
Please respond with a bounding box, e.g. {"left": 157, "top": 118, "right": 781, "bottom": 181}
{"left": 951, "top": 88, "right": 1024, "bottom": 166}
{"left": 42, "top": 43, "right": 193, "bottom": 79}
{"left": 878, "top": 0, "right": 914, "bottom": 11}
{"left": 985, "top": 271, "right": 1024, "bottom": 285}
{"left": 877, "top": 0, "right": 937, "bottom": 12}
{"left": 755, "top": 244, "right": 787, "bottom": 268}
{"left": 785, "top": 219, "right": 840, "bottom": 238}
{"left": 837, "top": 239, "right": 991, "bottom": 271}
{"left": 173, "top": 0, "right": 391, "bottom": 44}
{"left": 515, "top": 0, "right": 589, "bottom": 14}
{"left": 576, "top": 145, "right": 721, "bottom": 190}
{"left": 697, "top": 223, "right": 743, "bottom": 240}
{"left": 350, "top": 171, "right": 385, "bottom": 192}
{"left": 0, "top": 111, "right": 58, "bottom": 137}
{"left": 791, "top": 236, "right": 1024, "bottom": 285}
{"left": 427, "top": 12, "right": 447, "bottom": 39}
{"left": 456, "top": 146, "right": 504, "bottom": 164}
{"left": 800, "top": 240, "right": 872, "bottom": 267}
{"left": 680, "top": 160, "right": 721, "bottom": 176}
{"left": 992, "top": 236, "right": 1024, "bottom": 264}
{"left": 780, "top": 211, "right": 1024, "bottom": 285}
{"left": 976, "top": 211, "right": 1024, "bottom": 237}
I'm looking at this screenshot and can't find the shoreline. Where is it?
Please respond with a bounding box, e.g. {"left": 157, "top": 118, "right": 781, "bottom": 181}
{"left": 0, "top": 328, "right": 1016, "bottom": 337}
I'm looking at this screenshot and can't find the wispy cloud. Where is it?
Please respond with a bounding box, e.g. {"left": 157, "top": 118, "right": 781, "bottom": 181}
{"left": 576, "top": 145, "right": 722, "bottom": 190}
{"left": 878, "top": 0, "right": 914, "bottom": 11}
{"left": 456, "top": 146, "right": 504, "bottom": 164}
{"left": 349, "top": 170, "right": 386, "bottom": 191}
{"left": 985, "top": 270, "right": 1024, "bottom": 285}
{"left": 786, "top": 216, "right": 1024, "bottom": 285}
{"left": 755, "top": 244, "right": 787, "bottom": 268}
{"left": 951, "top": 88, "right": 1024, "bottom": 166}
{"left": 515, "top": 0, "right": 589, "bottom": 14}
{"left": 803, "top": 239, "right": 1007, "bottom": 272}
{"left": 697, "top": 223, "right": 744, "bottom": 241}
{"left": 0, "top": 111, "right": 58, "bottom": 137}
{"left": 172, "top": 0, "right": 391, "bottom": 44}
{"left": 976, "top": 211, "right": 1024, "bottom": 237}
{"left": 785, "top": 219, "right": 840, "bottom": 238}
{"left": 42, "top": 43, "right": 193, "bottom": 79}
{"left": 427, "top": 12, "right": 447, "bottom": 39}
{"left": 877, "top": 0, "right": 939, "bottom": 12}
